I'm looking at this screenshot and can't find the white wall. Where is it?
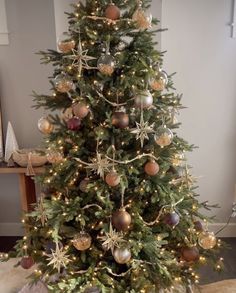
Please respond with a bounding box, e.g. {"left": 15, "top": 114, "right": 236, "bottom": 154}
{"left": 0, "top": 0, "right": 56, "bottom": 235}
{"left": 161, "top": 0, "right": 236, "bottom": 232}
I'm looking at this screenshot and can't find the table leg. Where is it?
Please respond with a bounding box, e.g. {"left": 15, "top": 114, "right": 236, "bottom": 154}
{"left": 18, "top": 174, "right": 37, "bottom": 212}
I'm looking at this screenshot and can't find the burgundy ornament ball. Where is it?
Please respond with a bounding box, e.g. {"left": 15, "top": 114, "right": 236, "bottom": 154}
{"left": 164, "top": 212, "right": 180, "bottom": 227}
{"left": 67, "top": 117, "right": 81, "bottom": 131}
{"left": 194, "top": 221, "right": 204, "bottom": 232}
{"left": 105, "top": 3, "right": 120, "bottom": 20}
{"left": 20, "top": 256, "right": 35, "bottom": 269}
{"left": 181, "top": 246, "right": 200, "bottom": 262}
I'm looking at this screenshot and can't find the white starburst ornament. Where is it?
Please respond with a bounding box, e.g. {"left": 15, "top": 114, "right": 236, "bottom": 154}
{"left": 65, "top": 37, "right": 96, "bottom": 76}
{"left": 130, "top": 113, "right": 155, "bottom": 147}
{"left": 46, "top": 242, "right": 71, "bottom": 273}
{"left": 98, "top": 223, "right": 125, "bottom": 253}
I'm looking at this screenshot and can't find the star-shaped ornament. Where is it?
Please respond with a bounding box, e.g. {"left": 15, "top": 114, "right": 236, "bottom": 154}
{"left": 65, "top": 38, "right": 96, "bottom": 76}
{"left": 130, "top": 115, "right": 155, "bottom": 147}
{"left": 46, "top": 243, "right": 71, "bottom": 273}
{"left": 86, "top": 153, "right": 114, "bottom": 179}
{"left": 98, "top": 223, "right": 125, "bottom": 253}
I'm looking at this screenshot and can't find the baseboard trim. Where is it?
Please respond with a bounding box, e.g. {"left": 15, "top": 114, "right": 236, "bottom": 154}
{"left": 0, "top": 223, "right": 24, "bottom": 236}
{"left": 0, "top": 222, "right": 235, "bottom": 237}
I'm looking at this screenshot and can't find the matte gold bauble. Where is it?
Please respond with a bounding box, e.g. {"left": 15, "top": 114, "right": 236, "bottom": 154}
{"left": 181, "top": 246, "right": 200, "bottom": 262}
{"left": 105, "top": 3, "right": 120, "bottom": 20}
{"left": 113, "top": 247, "right": 131, "bottom": 264}
{"left": 20, "top": 256, "right": 35, "bottom": 269}
{"left": 198, "top": 231, "right": 217, "bottom": 249}
{"left": 72, "top": 103, "right": 89, "bottom": 119}
{"left": 54, "top": 74, "right": 73, "bottom": 93}
{"left": 105, "top": 171, "right": 120, "bottom": 187}
{"left": 112, "top": 208, "right": 131, "bottom": 231}
{"left": 144, "top": 160, "right": 159, "bottom": 176}
{"left": 112, "top": 111, "right": 129, "bottom": 129}
{"left": 38, "top": 117, "right": 54, "bottom": 134}
{"left": 72, "top": 232, "right": 92, "bottom": 251}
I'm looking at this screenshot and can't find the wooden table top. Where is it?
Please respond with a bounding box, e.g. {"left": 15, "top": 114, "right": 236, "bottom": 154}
{"left": 0, "top": 162, "right": 45, "bottom": 174}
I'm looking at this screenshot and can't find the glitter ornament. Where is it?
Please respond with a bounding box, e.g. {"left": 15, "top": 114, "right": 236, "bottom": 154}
{"left": 97, "top": 54, "right": 115, "bottom": 76}
{"left": 105, "top": 171, "right": 120, "bottom": 187}
{"left": 150, "top": 71, "right": 168, "bottom": 91}
{"left": 72, "top": 102, "right": 89, "bottom": 119}
{"left": 113, "top": 247, "right": 131, "bottom": 264}
{"left": 132, "top": 6, "right": 152, "bottom": 30}
{"left": 155, "top": 126, "right": 173, "bottom": 147}
{"left": 47, "top": 150, "right": 64, "bottom": 164}
{"left": 38, "top": 117, "right": 54, "bottom": 135}
{"left": 20, "top": 256, "right": 35, "bottom": 269}
{"left": 112, "top": 111, "right": 129, "bottom": 129}
{"left": 164, "top": 212, "right": 180, "bottom": 227}
{"left": 57, "top": 34, "right": 75, "bottom": 53}
{"left": 181, "top": 246, "right": 200, "bottom": 262}
{"left": 54, "top": 74, "right": 73, "bottom": 93}
{"left": 105, "top": 3, "right": 120, "bottom": 20}
{"left": 112, "top": 208, "right": 131, "bottom": 232}
{"left": 67, "top": 117, "right": 82, "bottom": 131}
{"left": 134, "top": 90, "right": 153, "bottom": 109}
{"left": 84, "top": 286, "right": 101, "bottom": 293}
{"left": 72, "top": 232, "right": 92, "bottom": 251}
{"left": 79, "top": 178, "right": 90, "bottom": 193}
{"left": 144, "top": 160, "right": 159, "bottom": 176}
{"left": 198, "top": 231, "right": 217, "bottom": 249}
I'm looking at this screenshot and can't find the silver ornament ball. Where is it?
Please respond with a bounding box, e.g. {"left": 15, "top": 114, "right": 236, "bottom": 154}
{"left": 134, "top": 90, "right": 153, "bottom": 108}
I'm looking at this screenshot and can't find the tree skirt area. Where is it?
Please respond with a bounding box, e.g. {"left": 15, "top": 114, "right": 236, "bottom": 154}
{"left": 0, "top": 259, "right": 236, "bottom": 293}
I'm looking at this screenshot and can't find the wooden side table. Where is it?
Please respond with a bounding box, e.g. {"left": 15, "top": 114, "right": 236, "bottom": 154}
{"left": 0, "top": 163, "right": 44, "bottom": 212}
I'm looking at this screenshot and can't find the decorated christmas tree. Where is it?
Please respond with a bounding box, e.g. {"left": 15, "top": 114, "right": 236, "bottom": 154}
{"left": 11, "top": 1, "right": 223, "bottom": 292}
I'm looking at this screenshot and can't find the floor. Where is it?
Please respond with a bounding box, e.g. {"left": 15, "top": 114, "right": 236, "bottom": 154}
{"left": 0, "top": 237, "right": 235, "bottom": 285}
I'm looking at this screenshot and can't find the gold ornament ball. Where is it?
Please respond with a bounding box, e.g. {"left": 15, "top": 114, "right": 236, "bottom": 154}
{"left": 54, "top": 74, "right": 73, "bottom": 93}
{"left": 105, "top": 3, "right": 120, "bottom": 20}
{"left": 144, "top": 161, "right": 160, "bottom": 176}
{"left": 181, "top": 246, "right": 200, "bottom": 263}
{"left": 72, "top": 232, "right": 92, "bottom": 251}
{"left": 112, "top": 208, "right": 131, "bottom": 232}
{"left": 58, "top": 39, "right": 75, "bottom": 53}
{"left": 38, "top": 117, "right": 54, "bottom": 135}
{"left": 105, "top": 171, "right": 120, "bottom": 187}
{"left": 72, "top": 103, "right": 89, "bottom": 119}
{"left": 97, "top": 54, "right": 115, "bottom": 76}
{"left": 132, "top": 7, "right": 152, "bottom": 30}
{"left": 198, "top": 231, "right": 217, "bottom": 249}
{"left": 113, "top": 247, "right": 131, "bottom": 264}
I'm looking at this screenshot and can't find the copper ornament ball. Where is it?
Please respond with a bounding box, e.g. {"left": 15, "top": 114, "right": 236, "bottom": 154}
{"left": 72, "top": 103, "right": 89, "bottom": 119}
{"left": 105, "top": 3, "right": 120, "bottom": 20}
{"left": 72, "top": 232, "right": 92, "bottom": 251}
{"left": 113, "top": 247, "right": 131, "bottom": 264}
{"left": 181, "top": 246, "right": 200, "bottom": 262}
{"left": 112, "top": 112, "right": 129, "bottom": 129}
{"left": 144, "top": 161, "right": 160, "bottom": 176}
{"left": 112, "top": 209, "right": 131, "bottom": 231}
{"left": 67, "top": 117, "right": 82, "bottom": 131}
{"left": 105, "top": 171, "right": 120, "bottom": 187}
{"left": 20, "top": 256, "right": 35, "bottom": 270}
